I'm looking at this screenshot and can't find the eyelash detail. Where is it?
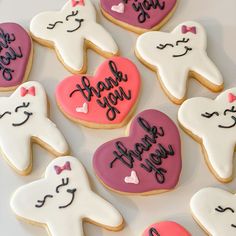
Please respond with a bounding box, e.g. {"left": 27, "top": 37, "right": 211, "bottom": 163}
{"left": 224, "top": 106, "right": 236, "bottom": 115}
{"left": 47, "top": 21, "right": 63, "bottom": 30}
{"left": 215, "top": 206, "right": 235, "bottom": 213}
{"left": 0, "top": 111, "right": 11, "bottom": 119}
{"left": 35, "top": 195, "right": 53, "bottom": 208}
{"left": 176, "top": 37, "right": 190, "bottom": 46}
{"left": 66, "top": 10, "right": 79, "bottom": 21}
{"left": 156, "top": 43, "right": 174, "bottom": 50}
{"left": 201, "top": 111, "right": 219, "bottom": 118}
{"left": 15, "top": 102, "right": 30, "bottom": 113}
{"left": 56, "top": 178, "right": 69, "bottom": 193}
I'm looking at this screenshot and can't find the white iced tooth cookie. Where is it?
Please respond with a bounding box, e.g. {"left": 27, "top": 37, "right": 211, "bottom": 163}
{"left": 0, "top": 81, "right": 68, "bottom": 175}
{"left": 191, "top": 187, "right": 236, "bottom": 236}
{"left": 135, "top": 21, "right": 223, "bottom": 104}
{"left": 178, "top": 87, "right": 236, "bottom": 182}
{"left": 30, "top": 0, "right": 119, "bottom": 74}
{"left": 11, "top": 156, "right": 124, "bottom": 236}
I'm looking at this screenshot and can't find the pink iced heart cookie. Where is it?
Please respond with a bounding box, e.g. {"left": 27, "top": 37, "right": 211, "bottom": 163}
{"left": 93, "top": 109, "right": 182, "bottom": 195}
{"left": 0, "top": 23, "right": 32, "bottom": 91}
{"left": 56, "top": 57, "right": 141, "bottom": 129}
{"left": 100, "top": 0, "right": 178, "bottom": 33}
{"left": 142, "top": 221, "right": 191, "bottom": 236}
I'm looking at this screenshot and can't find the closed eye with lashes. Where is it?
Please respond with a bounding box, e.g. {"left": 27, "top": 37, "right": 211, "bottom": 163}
{"left": 176, "top": 37, "right": 190, "bottom": 46}
{"left": 35, "top": 195, "right": 53, "bottom": 208}
{"left": 156, "top": 43, "right": 174, "bottom": 50}
{"left": 56, "top": 178, "right": 69, "bottom": 193}
{"left": 0, "top": 111, "right": 11, "bottom": 119}
{"left": 15, "top": 102, "right": 30, "bottom": 112}
{"left": 215, "top": 206, "right": 235, "bottom": 213}
{"left": 224, "top": 106, "right": 236, "bottom": 116}
{"left": 66, "top": 10, "right": 79, "bottom": 21}
{"left": 201, "top": 111, "right": 219, "bottom": 118}
{"left": 47, "top": 21, "right": 63, "bottom": 30}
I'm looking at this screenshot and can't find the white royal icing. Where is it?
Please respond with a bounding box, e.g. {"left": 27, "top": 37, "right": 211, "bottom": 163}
{"left": 0, "top": 81, "right": 68, "bottom": 174}
{"left": 178, "top": 87, "right": 236, "bottom": 181}
{"left": 11, "top": 156, "right": 124, "bottom": 236}
{"left": 191, "top": 187, "right": 236, "bottom": 236}
{"left": 30, "top": 0, "right": 118, "bottom": 72}
{"left": 136, "top": 21, "right": 223, "bottom": 102}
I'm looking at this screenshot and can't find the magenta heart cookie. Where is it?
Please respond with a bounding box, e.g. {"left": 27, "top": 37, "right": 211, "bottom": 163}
{"left": 93, "top": 109, "right": 182, "bottom": 195}
{"left": 100, "top": 0, "right": 178, "bottom": 33}
{"left": 56, "top": 57, "right": 141, "bottom": 129}
{"left": 142, "top": 221, "right": 191, "bottom": 236}
{"left": 0, "top": 23, "right": 32, "bottom": 91}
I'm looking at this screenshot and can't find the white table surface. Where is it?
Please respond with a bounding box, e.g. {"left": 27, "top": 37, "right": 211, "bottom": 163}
{"left": 0, "top": 0, "right": 236, "bottom": 235}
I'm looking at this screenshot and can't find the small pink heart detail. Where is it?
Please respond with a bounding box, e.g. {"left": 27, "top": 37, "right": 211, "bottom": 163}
{"left": 228, "top": 93, "right": 236, "bottom": 103}
{"left": 124, "top": 171, "right": 139, "bottom": 184}
{"left": 56, "top": 57, "right": 141, "bottom": 128}
{"left": 76, "top": 103, "right": 88, "bottom": 114}
{"left": 111, "top": 3, "right": 125, "bottom": 14}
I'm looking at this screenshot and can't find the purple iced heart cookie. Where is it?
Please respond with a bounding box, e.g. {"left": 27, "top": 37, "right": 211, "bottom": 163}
{"left": 93, "top": 109, "right": 182, "bottom": 195}
{"left": 0, "top": 23, "right": 33, "bottom": 91}
{"left": 100, "top": 0, "right": 178, "bottom": 33}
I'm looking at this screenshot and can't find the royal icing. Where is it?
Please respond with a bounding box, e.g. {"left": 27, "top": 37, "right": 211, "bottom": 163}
{"left": 191, "top": 187, "right": 236, "bottom": 236}
{"left": 0, "top": 23, "right": 32, "bottom": 90}
{"left": 142, "top": 221, "right": 191, "bottom": 236}
{"left": 0, "top": 81, "right": 68, "bottom": 175}
{"left": 11, "top": 156, "right": 124, "bottom": 236}
{"left": 30, "top": 0, "right": 118, "bottom": 73}
{"left": 101, "top": 0, "right": 177, "bottom": 32}
{"left": 93, "top": 109, "right": 181, "bottom": 194}
{"left": 56, "top": 57, "right": 141, "bottom": 128}
{"left": 136, "top": 21, "right": 223, "bottom": 103}
{"left": 178, "top": 87, "right": 236, "bottom": 182}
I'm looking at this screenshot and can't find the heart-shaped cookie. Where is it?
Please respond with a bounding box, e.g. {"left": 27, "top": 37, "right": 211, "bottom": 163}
{"left": 191, "top": 187, "right": 236, "bottom": 236}
{"left": 142, "top": 221, "right": 191, "bottom": 236}
{"left": 56, "top": 57, "right": 141, "bottom": 129}
{"left": 178, "top": 87, "right": 236, "bottom": 182}
{"left": 93, "top": 109, "right": 181, "bottom": 195}
{"left": 0, "top": 23, "right": 33, "bottom": 91}
{"left": 100, "top": 0, "right": 178, "bottom": 33}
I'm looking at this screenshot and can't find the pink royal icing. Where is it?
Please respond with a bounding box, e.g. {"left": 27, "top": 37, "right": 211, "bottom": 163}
{"left": 101, "top": 0, "right": 177, "bottom": 30}
{"left": 142, "top": 221, "right": 191, "bottom": 236}
{"left": 0, "top": 23, "right": 32, "bottom": 89}
{"left": 93, "top": 109, "right": 182, "bottom": 194}
{"left": 56, "top": 57, "right": 141, "bottom": 127}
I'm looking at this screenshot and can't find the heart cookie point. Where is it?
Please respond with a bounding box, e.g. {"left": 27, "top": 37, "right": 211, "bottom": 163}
{"left": 0, "top": 23, "right": 32, "bottom": 90}
{"left": 93, "top": 109, "right": 182, "bottom": 195}
{"left": 101, "top": 0, "right": 178, "bottom": 33}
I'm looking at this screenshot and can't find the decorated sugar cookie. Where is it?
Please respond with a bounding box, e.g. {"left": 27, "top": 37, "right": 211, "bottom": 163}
{"left": 135, "top": 21, "right": 223, "bottom": 104}
{"left": 11, "top": 156, "right": 124, "bottom": 236}
{"left": 178, "top": 88, "right": 236, "bottom": 182}
{"left": 191, "top": 187, "right": 236, "bottom": 236}
{"left": 100, "top": 0, "right": 178, "bottom": 34}
{"left": 142, "top": 221, "right": 191, "bottom": 236}
{"left": 0, "top": 81, "right": 69, "bottom": 175}
{"left": 93, "top": 109, "right": 181, "bottom": 195}
{"left": 0, "top": 23, "right": 33, "bottom": 91}
{"left": 56, "top": 57, "right": 141, "bottom": 129}
{"left": 30, "top": 0, "right": 118, "bottom": 74}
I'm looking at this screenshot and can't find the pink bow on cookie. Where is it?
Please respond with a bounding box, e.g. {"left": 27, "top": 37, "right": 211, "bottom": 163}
{"left": 20, "top": 86, "right": 36, "bottom": 97}
{"left": 72, "top": 0, "right": 84, "bottom": 7}
{"left": 54, "top": 161, "right": 71, "bottom": 175}
{"left": 182, "top": 25, "right": 197, "bottom": 34}
{"left": 228, "top": 93, "right": 236, "bottom": 103}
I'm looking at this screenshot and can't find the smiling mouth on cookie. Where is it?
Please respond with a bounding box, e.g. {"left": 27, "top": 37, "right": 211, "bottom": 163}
{"left": 172, "top": 46, "right": 192, "bottom": 58}
{"left": 218, "top": 116, "right": 236, "bottom": 129}
{"left": 67, "top": 19, "right": 84, "bottom": 33}
{"left": 12, "top": 111, "right": 33, "bottom": 127}
{"left": 58, "top": 188, "right": 77, "bottom": 209}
